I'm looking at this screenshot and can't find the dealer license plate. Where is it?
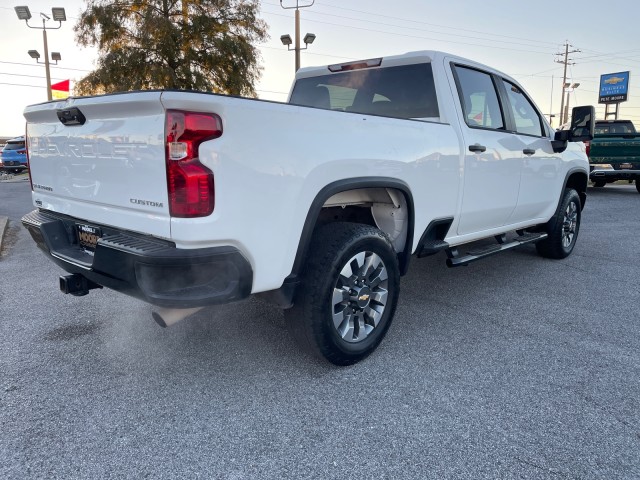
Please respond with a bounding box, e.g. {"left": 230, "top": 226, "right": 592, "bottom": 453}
{"left": 77, "top": 223, "right": 102, "bottom": 252}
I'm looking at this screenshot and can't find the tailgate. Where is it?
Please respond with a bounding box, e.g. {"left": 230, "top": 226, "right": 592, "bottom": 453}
{"left": 24, "top": 92, "right": 170, "bottom": 239}
{"left": 589, "top": 135, "right": 640, "bottom": 164}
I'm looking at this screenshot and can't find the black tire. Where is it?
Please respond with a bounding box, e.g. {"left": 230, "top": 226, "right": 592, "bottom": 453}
{"left": 592, "top": 180, "right": 606, "bottom": 188}
{"left": 285, "top": 222, "right": 400, "bottom": 366}
{"left": 636, "top": 181, "right": 640, "bottom": 194}
{"left": 535, "top": 188, "right": 581, "bottom": 259}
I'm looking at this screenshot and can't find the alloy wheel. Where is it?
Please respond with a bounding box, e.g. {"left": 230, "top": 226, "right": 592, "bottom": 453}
{"left": 331, "top": 251, "right": 389, "bottom": 343}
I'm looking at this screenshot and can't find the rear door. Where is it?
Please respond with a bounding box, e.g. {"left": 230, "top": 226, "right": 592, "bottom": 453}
{"left": 450, "top": 64, "right": 522, "bottom": 235}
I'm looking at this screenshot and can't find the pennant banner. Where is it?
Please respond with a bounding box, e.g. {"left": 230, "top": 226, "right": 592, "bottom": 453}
{"left": 51, "top": 79, "right": 70, "bottom": 99}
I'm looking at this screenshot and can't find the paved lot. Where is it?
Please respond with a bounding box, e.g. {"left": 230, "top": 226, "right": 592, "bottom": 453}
{"left": 1, "top": 180, "right": 639, "bottom": 479}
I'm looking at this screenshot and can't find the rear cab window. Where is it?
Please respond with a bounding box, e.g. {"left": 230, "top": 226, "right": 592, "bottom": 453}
{"left": 595, "top": 122, "right": 636, "bottom": 135}
{"left": 289, "top": 63, "right": 440, "bottom": 120}
{"left": 452, "top": 66, "right": 504, "bottom": 130}
{"left": 3, "top": 140, "right": 25, "bottom": 151}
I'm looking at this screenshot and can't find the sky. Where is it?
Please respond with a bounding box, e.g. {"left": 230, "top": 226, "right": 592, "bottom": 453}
{"left": 1, "top": 0, "right": 639, "bottom": 137}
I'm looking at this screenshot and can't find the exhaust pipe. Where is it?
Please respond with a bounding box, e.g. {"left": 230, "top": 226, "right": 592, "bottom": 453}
{"left": 152, "top": 307, "right": 204, "bottom": 328}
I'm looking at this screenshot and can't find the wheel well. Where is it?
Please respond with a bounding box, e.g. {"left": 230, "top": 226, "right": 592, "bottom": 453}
{"left": 565, "top": 171, "right": 588, "bottom": 209}
{"left": 317, "top": 187, "right": 410, "bottom": 255}
{"left": 270, "top": 179, "right": 415, "bottom": 310}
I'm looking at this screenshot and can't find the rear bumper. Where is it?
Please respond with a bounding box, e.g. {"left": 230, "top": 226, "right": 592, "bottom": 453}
{"left": 22, "top": 209, "right": 253, "bottom": 308}
{"left": 590, "top": 168, "right": 640, "bottom": 181}
{"left": 1, "top": 160, "right": 27, "bottom": 171}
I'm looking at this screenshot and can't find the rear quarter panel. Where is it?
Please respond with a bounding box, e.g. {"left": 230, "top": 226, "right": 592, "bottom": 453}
{"left": 160, "top": 92, "right": 462, "bottom": 292}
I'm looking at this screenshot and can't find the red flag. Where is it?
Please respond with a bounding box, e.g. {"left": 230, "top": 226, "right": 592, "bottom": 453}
{"left": 51, "top": 79, "right": 70, "bottom": 99}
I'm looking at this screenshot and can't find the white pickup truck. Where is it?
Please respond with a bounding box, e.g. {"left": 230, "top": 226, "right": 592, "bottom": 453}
{"left": 22, "top": 51, "right": 594, "bottom": 365}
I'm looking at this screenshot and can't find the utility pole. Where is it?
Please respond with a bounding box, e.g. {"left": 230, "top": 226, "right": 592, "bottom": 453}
{"left": 555, "top": 41, "right": 580, "bottom": 125}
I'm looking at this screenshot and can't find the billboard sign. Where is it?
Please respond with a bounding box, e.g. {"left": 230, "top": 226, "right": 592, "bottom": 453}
{"left": 599, "top": 71, "right": 630, "bottom": 103}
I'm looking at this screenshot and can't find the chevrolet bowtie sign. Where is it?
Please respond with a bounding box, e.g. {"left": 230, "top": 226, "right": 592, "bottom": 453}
{"left": 599, "top": 71, "right": 630, "bottom": 104}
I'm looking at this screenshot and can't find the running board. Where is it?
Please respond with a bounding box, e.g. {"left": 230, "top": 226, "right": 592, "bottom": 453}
{"left": 446, "top": 232, "right": 548, "bottom": 267}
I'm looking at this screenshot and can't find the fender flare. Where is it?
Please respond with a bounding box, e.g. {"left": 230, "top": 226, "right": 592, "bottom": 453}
{"left": 291, "top": 177, "right": 415, "bottom": 277}
{"left": 259, "top": 177, "right": 415, "bottom": 308}
{"left": 561, "top": 167, "right": 589, "bottom": 210}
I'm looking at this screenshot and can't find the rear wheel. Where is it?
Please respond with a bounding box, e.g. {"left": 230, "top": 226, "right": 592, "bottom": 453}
{"left": 636, "top": 181, "right": 640, "bottom": 194}
{"left": 592, "top": 180, "right": 606, "bottom": 188}
{"left": 536, "top": 188, "right": 581, "bottom": 259}
{"left": 285, "top": 222, "right": 400, "bottom": 366}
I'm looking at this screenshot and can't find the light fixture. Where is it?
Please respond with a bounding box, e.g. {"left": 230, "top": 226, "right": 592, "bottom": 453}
{"left": 280, "top": 34, "right": 292, "bottom": 46}
{"left": 279, "top": 1, "right": 316, "bottom": 72}
{"left": 51, "top": 7, "right": 66, "bottom": 21}
{"left": 16, "top": 4, "right": 65, "bottom": 101}
{"left": 563, "top": 82, "right": 571, "bottom": 88}
{"left": 14, "top": 5, "right": 32, "bottom": 20}
{"left": 571, "top": 82, "right": 580, "bottom": 88}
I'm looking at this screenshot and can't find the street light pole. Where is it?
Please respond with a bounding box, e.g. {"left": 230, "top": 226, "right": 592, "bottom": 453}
{"left": 42, "top": 18, "right": 52, "bottom": 100}
{"left": 280, "top": 0, "right": 316, "bottom": 72}
{"left": 563, "top": 83, "right": 580, "bottom": 124}
{"left": 14, "top": 6, "right": 66, "bottom": 101}
{"left": 294, "top": 7, "right": 300, "bottom": 72}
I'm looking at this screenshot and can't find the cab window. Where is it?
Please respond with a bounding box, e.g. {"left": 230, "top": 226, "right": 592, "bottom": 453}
{"left": 453, "top": 66, "right": 504, "bottom": 130}
{"left": 502, "top": 80, "right": 544, "bottom": 137}
{"left": 290, "top": 63, "right": 440, "bottom": 120}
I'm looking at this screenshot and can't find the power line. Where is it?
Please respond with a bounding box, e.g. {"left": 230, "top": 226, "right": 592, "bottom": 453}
{"left": 0, "top": 60, "right": 90, "bottom": 73}
{"left": 0, "top": 82, "right": 45, "bottom": 88}
{"left": 260, "top": 9, "right": 551, "bottom": 55}
{"left": 301, "top": 1, "right": 560, "bottom": 48}
{"left": 0, "top": 71, "right": 67, "bottom": 81}
{"left": 262, "top": 2, "right": 554, "bottom": 51}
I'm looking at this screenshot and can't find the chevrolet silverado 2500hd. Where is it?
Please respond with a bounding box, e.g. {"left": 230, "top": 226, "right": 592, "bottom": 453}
{"left": 21, "top": 51, "right": 594, "bottom": 365}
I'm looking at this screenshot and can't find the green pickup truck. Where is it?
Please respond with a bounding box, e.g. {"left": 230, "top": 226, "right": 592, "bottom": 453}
{"left": 588, "top": 120, "right": 640, "bottom": 193}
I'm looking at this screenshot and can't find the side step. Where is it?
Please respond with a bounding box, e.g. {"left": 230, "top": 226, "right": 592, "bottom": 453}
{"left": 446, "top": 232, "right": 548, "bottom": 267}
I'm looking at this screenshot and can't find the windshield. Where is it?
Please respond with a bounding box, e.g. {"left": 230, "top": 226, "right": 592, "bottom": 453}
{"left": 290, "top": 63, "right": 439, "bottom": 120}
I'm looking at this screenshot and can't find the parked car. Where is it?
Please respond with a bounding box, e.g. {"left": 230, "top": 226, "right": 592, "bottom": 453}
{"left": 1, "top": 136, "right": 27, "bottom": 173}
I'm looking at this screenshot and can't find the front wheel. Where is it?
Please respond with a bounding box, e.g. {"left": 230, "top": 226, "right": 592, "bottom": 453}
{"left": 592, "top": 180, "right": 606, "bottom": 188}
{"left": 535, "top": 188, "right": 581, "bottom": 259}
{"left": 285, "top": 222, "right": 400, "bottom": 366}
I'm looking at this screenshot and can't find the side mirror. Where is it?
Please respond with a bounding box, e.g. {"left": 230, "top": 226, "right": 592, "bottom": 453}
{"left": 552, "top": 105, "right": 595, "bottom": 152}
{"left": 568, "top": 105, "right": 595, "bottom": 142}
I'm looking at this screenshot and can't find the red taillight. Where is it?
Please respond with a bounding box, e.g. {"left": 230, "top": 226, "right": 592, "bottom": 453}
{"left": 584, "top": 140, "right": 590, "bottom": 157}
{"left": 165, "top": 110, "right": 222, "bottom": 217}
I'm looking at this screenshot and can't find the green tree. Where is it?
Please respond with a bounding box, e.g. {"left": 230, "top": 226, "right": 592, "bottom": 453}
{"left": 74, "top": 0, "right": 268, "bottom": 96}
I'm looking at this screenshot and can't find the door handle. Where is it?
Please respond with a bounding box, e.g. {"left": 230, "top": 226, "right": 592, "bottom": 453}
{"left": 523, "top": 148, "right": 536, "bottom": 155}
{"left": 468, "top": 144, "right": 487, "bottom": 153}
